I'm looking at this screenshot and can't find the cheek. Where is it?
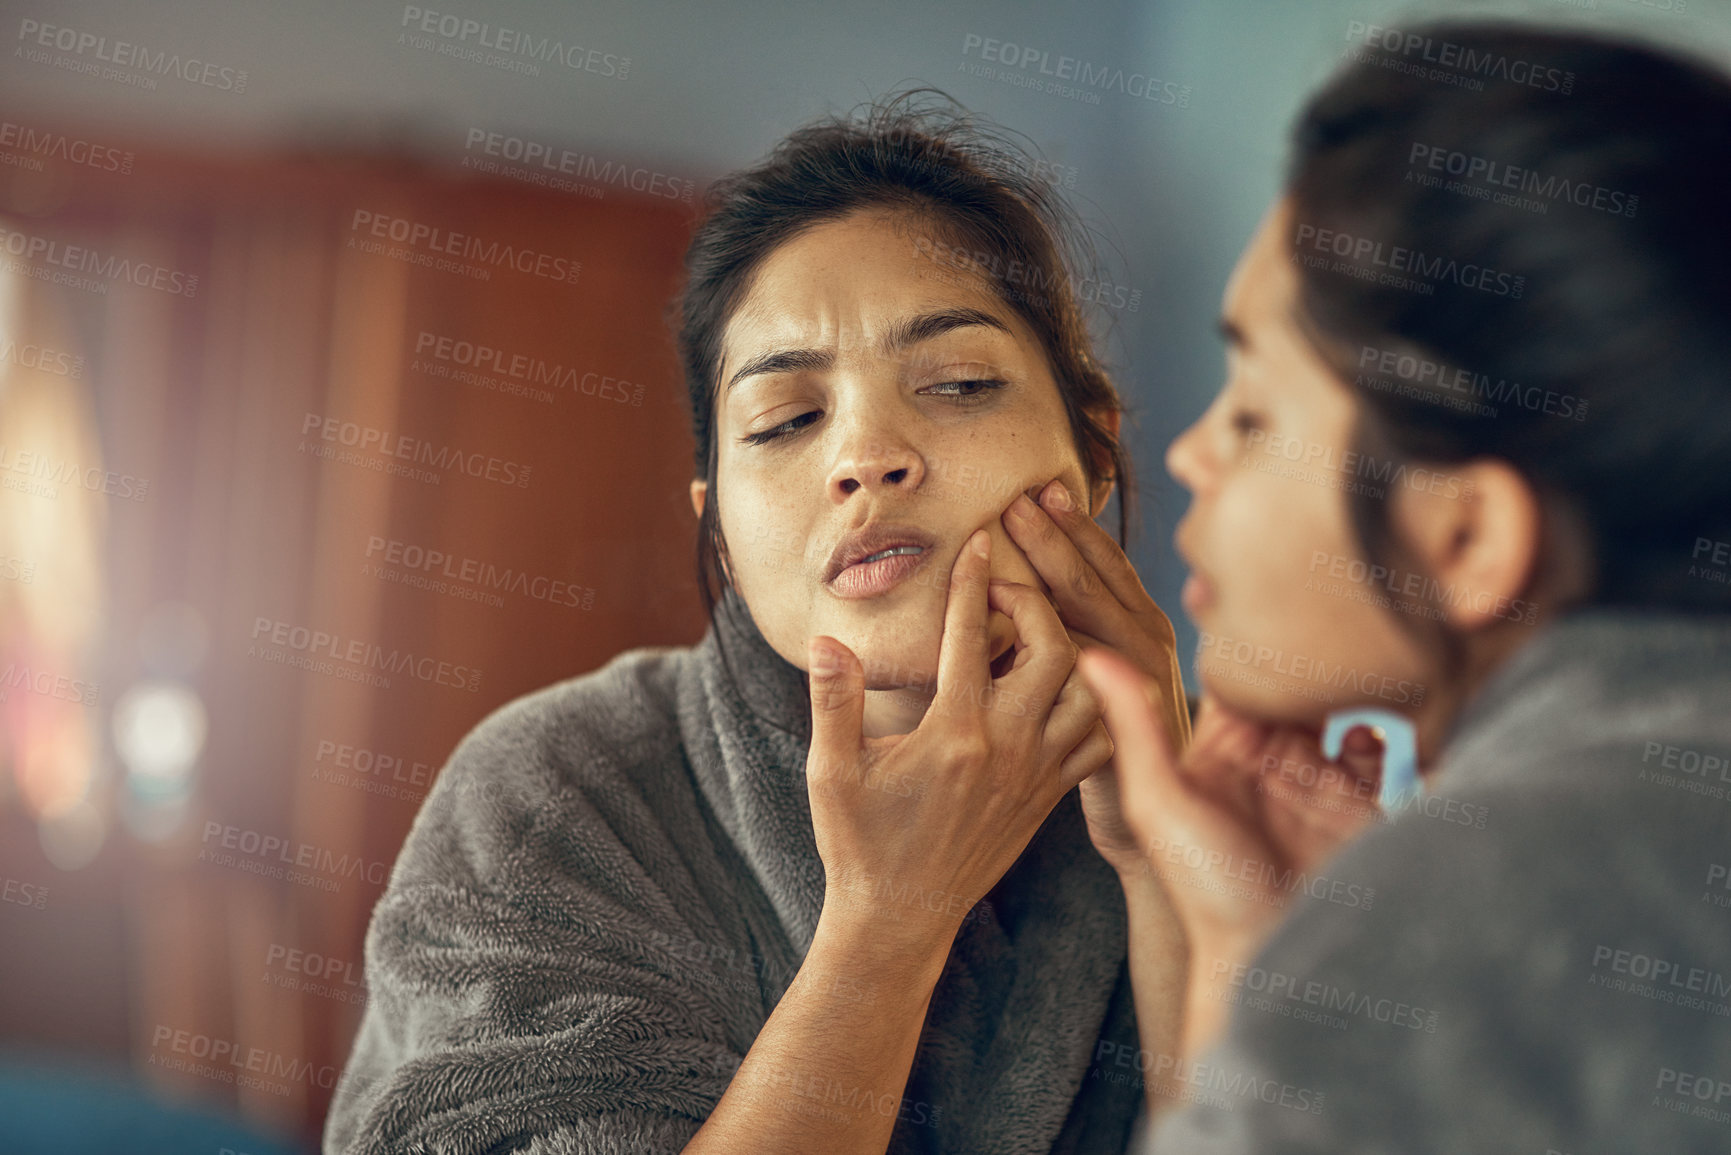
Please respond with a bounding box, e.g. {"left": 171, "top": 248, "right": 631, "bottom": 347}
{"left": 1197, "top": 471, "right": 1429, "bottom": 722}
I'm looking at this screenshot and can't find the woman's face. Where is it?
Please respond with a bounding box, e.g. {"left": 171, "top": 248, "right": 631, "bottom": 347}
{"left": 692, "top": 208, "right": 1102, "bottom": 715}
{"left": 1166, "top": 198, "right": 1431, "bottom": 726}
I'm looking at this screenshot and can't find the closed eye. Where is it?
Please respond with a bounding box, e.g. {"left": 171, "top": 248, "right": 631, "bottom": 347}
{"left": 1229, "top": 408, "right": 1264, "bottom": 437}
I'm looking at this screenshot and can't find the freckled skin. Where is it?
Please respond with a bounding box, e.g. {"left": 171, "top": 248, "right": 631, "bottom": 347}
{"left": 690, "top": 208, "right": 1106, "bottom": 737}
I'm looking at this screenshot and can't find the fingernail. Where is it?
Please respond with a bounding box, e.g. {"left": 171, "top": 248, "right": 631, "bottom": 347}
{"left": 1006, "top": 493, "right": 1037, "bottom": 522}
{"left": 808, "top": 640, "right": 840, "bottom": 677}
{"left": 1042, "top": 479, "right": 1074, "bottom": 512}
{"left": 971, "top": 529, "right": 990, "bottom": 559}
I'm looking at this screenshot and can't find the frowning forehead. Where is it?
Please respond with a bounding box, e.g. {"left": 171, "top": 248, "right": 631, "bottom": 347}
{"left": 718, "top": 213, "right": 1034, "bottom": 391}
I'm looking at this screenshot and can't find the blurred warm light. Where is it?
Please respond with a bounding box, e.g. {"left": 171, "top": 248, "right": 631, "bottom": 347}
{"left": 113, "top": 680, "right": 207, "bottom": 786}
{"left": 17, "top": 705, "right": 96, "bottom": 820}
{"left": 38, "top": 796, "right": 108, "bottom": 872}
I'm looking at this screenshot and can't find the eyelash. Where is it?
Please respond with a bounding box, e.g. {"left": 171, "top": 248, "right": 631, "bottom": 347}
{"left": 1229, "top": 408, "right": 1264, "bottom": 437}
{"left": 739, "top": 379, "right": 1007, "bottom": 446}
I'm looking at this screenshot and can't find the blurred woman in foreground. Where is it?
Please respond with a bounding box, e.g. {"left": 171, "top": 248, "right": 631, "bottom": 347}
{"left": 1081, "top": 22, "right": 1731, "bottom": 1154}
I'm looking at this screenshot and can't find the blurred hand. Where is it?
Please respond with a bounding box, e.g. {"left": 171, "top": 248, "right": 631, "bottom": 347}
{"left": 1075, "top": 647, "right": 1386, "bottom": 1050}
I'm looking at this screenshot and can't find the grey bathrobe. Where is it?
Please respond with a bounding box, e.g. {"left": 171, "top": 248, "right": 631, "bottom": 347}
{"left": 324, "top": 589, "right": 1144, "bottom": 1154}
{"left": 1143, "top": 608, "right": 1731, "bottom": 1154}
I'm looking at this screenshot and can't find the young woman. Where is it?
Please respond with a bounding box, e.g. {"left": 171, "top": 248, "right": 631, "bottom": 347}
{"left": 1078, "top": 23, "right": 1731, "bottom": 1153}
{"left": 323, "top": 99, "right": 1193, "bottom": 1154}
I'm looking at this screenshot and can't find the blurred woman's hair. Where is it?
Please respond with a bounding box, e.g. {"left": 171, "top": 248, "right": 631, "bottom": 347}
{"left": 675, "top": 91, "right": 1137, "bottom": 630}
{"left": 1287, "top": 22, "right": 1731, "bottom": 652}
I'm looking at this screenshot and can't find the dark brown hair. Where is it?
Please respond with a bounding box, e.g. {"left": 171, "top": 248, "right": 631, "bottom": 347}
{"left": 1286, "top": 22, "right": 1731, "bottom": 652}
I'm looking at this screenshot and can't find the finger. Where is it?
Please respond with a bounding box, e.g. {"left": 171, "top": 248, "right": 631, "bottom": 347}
{"left": 984, "top": 578, "right": 1076, "bottom": 705}
{"left": 1003, "top": 489, "right": 1131, "bottom": 641}
{"left": 1042, "top": 665, "right": 1105, "bottom": 758}
{"left": 1335, "top": 724, "right": 1385, "bottom": 797}
{"left": 806, "top": 636, "right": 863, "bottom": 783}
{"left": 1075, "top": 646, "right": 1186, "bottom": 849}
{"left": 932, "top": 528, "right": 993, "bottom": 720}
{"left": 1057, "top": 718, "right": 1115, "bottom": 790}
{"left": 1028, "top": 479, "right": 1151, "bottom": 609}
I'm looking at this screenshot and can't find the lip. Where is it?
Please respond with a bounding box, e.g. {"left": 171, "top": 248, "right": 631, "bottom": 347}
{"left": 824, "top": 523, "right": 938, "bottom": 598}
{"left": 1173, "top": 523, "right": 1214, "bottom": 615}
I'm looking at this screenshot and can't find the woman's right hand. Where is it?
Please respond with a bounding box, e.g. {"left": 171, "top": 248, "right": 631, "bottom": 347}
{"left": 804, "top": 528, "right": 1116, "bottom": 946}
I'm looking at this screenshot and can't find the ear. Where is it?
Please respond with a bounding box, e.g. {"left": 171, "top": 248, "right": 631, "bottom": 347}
{"left": 1085, "top": 406, "right": 1123, "bottom": 519}
{"left": 689, "top": 479, "right": 707, "bottom": 520}
{"left": 1391, "top": 458, "right": 1541, "bottom": 631}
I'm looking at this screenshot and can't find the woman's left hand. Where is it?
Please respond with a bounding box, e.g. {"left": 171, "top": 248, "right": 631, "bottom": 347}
{"left": 1001, "top": 479, "right": 1192, "bottom": 877}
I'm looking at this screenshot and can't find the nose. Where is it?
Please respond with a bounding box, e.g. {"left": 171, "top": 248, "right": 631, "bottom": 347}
{"left": 1165, "top": 417, "right": 1209, "bottom": 496}
{"left": 828, "top": 423, "right": 926, "bottom": 500}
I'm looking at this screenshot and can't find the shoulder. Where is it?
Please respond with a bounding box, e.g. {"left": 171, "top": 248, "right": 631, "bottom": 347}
{"left": 388, "top": 644, "right": 697, "bottom": 892}
{"left": 1148, "top": 726, "right": 1731, "bottom": 1152}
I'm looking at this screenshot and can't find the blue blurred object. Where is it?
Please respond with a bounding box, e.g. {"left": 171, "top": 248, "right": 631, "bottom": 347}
{"left": 1320, "top": 707, "right": 1421, "bottom": 811}
{"left": 0, "top": 1052, "right": 305, "bottom": 1155}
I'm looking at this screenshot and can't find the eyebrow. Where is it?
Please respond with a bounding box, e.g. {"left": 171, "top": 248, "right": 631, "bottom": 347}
{"left": 723, "top": 306, "right": 1013, "bottom": 395}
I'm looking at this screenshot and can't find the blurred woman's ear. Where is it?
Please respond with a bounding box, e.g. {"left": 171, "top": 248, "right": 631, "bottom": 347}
{"left": 1390, "top": 459, "right": 1542, "bottom": 632}
{"left": 1086, "top": 405, "right": 1122, "bottom": 519}
{"left": 690, "top": 479, "right": 708, "bottom": 519}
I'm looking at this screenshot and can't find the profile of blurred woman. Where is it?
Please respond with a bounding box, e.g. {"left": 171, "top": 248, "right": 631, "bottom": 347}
{"left": 1078, "top": 23, "right": 1731, "bottom": 1154}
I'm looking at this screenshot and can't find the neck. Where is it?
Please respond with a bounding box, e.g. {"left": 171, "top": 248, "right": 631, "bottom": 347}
{"left": 861, "top": 685, "right": 937, "bottom": 738}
